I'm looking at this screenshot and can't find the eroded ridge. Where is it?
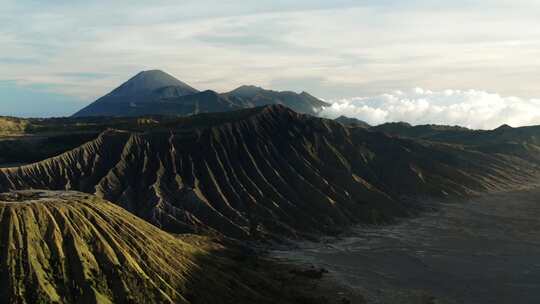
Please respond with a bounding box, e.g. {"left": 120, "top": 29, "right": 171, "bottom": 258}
{"left": 1, "top": 105, "right": 538, "bottom": 238}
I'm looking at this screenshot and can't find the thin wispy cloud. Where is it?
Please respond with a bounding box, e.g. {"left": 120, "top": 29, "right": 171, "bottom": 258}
{"left": 1, "top": 0, "right": 540, "bottom": 119}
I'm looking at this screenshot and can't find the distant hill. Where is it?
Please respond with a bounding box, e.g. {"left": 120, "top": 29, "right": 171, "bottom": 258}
{"left": 370, "top": 121, "right": 540, "bottom": 146}
{"left": 334, "top": 116, "right": 370, "bottom": 128}
{"left": 224, "top": 85, "right": 329, "bottom": 115}
{"left": 73, "top": 70, "right": 328, "bottom": 117}
{"left": 105, "top": 69, "right": 198, "bottom": 98}
{"left": 73, "top": 70, "right": 199, "bottom": 117}
{"left": 76, "top": 89, "right": 247, "bottom": 117}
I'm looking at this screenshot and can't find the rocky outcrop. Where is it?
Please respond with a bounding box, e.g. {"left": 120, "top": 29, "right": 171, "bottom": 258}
{"left": 1, "top": 106, "right": 537, "bottom": 239}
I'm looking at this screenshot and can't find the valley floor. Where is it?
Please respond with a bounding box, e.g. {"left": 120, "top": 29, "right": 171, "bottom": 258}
{"left": 272, "top": 188, "right": 540, "bottom": 304}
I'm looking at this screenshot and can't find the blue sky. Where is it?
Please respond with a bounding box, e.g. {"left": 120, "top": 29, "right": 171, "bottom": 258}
{"left": 0, "top": 81, "right": 83, "bottom": 117}
{"left": 1, "top": 0, "right": 540, "bottom": 123}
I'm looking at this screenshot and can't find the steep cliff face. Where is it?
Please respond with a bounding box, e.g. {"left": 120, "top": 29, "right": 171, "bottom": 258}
{"left": 0, "top": 190, "right": 290, "bottom": 304}
{"left": 1, "top": 106, "right": 537, "bottom": 239}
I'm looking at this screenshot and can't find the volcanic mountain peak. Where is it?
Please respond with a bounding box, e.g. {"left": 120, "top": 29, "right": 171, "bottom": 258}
{"left": 334, "top": 115, "right": 371, "bottom": 128}
{"left": 108, "top": 69, "right": 198, "bottom": 97}
{"left": 73, "top": 70, "right": 200, "bottom": 117}
{"left": 73, "top": 69, "right": 330, "bottom": 117}
{"left": 229, "top": 85, "right": 265, "bottom": 98}
{"left": 226, "top": 85, "right": 330, "bottom": 114}
{"left": 495, "top": 123, "right": 513, "bottom": 130}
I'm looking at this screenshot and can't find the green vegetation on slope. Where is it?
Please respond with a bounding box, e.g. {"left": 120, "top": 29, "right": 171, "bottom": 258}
{"left": 0, "top": 117, "right": 31, "bottom": 136}
{"left": 0, "top": 190, "right": 310, "bottom": 304}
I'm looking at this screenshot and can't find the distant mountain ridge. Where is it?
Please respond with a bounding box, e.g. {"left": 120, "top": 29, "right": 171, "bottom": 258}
{"left": 73, "top": 70, "right": 329, "bottom": 117}
{"left": 108, "top": 69, "right": 198, "bottom": 98}
{"left": 224, "top": 85, "right": 329, "bottom": 114}
{"left": 73, "top": 70, "right": 199, "bottom": 117}
{"left": 334, "top": 116, "right": 371, "bottom": 128}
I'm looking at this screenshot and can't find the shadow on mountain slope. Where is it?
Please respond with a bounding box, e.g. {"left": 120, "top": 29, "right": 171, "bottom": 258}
{"left": 1, "top": 105, "right": 538, "bottom": 240}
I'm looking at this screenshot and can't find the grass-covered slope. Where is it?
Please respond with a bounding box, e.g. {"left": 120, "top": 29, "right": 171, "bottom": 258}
{"left": 0, "top": 117, "right": 31, "bottom": 136}
{"left": 0, "top": 190, "right": 297, "bottom": 304}
{"left": 1, "top": 105, "right": 538, "bottom": 240}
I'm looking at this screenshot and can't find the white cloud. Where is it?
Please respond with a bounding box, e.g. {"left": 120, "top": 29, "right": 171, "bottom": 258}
{"left": 321, "top": 88, "right": 540, "bottom": 129}
{"left": 2, "top": 0, "right": 540, "bottom": 103}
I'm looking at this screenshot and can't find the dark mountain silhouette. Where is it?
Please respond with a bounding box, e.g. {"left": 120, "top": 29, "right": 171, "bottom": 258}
{"left": 370, "top": 122, "right": 471, "bottom": 140}
{"left": 226, "top": 85, "right": 264, "bottom": 98}
{"left": 73, "top": 70, "right": 199, "bottom": 117}
{"left": 334, "top": 116, "right": 371, "bottom": 128}
{"left": 369, "top": 121, "right": 540, "bottom": 146}
{"left": 2, "top": 105, "right": 537, "bottom": 239}
{"left": 224, "top": 85, "right": 329, "bottom": 115}
{"left": 369, "top": 121, "right": 540, "bottom": 164}
{"left": 77, "top": 90, "right": 246, "bottom": 117}
{"left": 106, "top": 69, "right": 198, "bottom": 97}
{"left": 495, "top": 124, "right": 513, "bottom": 131}
{"left": 72, "top": 71, "right": 328, "bottom": 117}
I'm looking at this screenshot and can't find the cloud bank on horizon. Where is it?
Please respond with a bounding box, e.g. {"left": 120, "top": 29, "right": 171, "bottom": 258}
{"left": 321, "top": 88, "right": 540, "bottom": 129}
{"left": 1, "top": 0, "right": 540, "bottom": 124}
